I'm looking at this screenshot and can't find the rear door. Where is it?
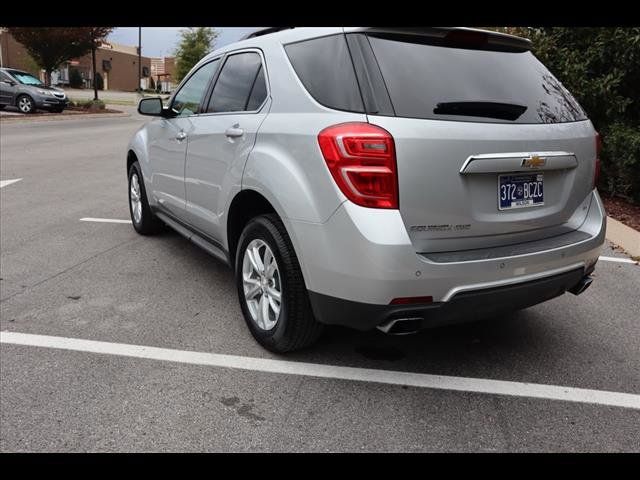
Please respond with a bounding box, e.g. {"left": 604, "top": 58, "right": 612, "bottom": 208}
{"left": 347, "top": 30, "right": 598, "bottom": 253}
{"left": 184, "top": 50, "right": 270, "bottom": 241}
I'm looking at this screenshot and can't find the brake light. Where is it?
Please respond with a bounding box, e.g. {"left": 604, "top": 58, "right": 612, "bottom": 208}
{"left": 594, "top": 132, "right": 602, "bottom": 188}
{"left": 318, "top": 123, "right": 398, "bottom": 209}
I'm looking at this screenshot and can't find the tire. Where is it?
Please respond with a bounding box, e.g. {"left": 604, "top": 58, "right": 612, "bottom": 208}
{"left": 0, "top": 105, "right": 5, "bottom": 110}
{"left": 16, "top": 95, "right": 35, "bottom": 114}
{"left": 236, "top": 214, "right": 323, "bottom": 353}
{"left": 128, "top": 161, "right": 163, "bottom": 235}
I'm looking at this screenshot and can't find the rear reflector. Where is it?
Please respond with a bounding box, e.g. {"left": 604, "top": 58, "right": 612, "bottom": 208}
{"left": 389, "top": 296, "right": 433, "bottom": 305}
{"left": 318, "top": 122, "right": 398, "bottom": 209}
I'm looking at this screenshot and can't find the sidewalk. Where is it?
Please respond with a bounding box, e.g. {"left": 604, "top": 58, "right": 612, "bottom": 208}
{"left": 65, "top": 89, "right": 169, "bottom": 106}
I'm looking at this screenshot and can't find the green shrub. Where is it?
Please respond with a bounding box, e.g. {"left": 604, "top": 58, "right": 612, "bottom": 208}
{"left": 69, "top": 68, "right": 83, "bottom": 88}
{"left": 490, "top": 27, "right": 640, "bottom": 203}
{"left": 601, "top": 123, "right": 640, "bottom": 202}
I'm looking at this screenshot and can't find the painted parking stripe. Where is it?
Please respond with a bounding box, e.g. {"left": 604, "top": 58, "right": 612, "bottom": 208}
{"left": 2, "top": 331, "right": 639, "bottom": 410}
{"left": 598, "top": 256, "right": 638, "bottom": 264}
{"left": 80, "top": 217, "right": 132, "bottom": 224}
{"left": 0, "top": 178, "right": 22, "bottom": 188}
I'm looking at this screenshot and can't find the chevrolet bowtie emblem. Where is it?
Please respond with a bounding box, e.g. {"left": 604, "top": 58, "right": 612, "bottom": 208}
{"left": 522, "top": 155, "right": 546, "bottom": 168}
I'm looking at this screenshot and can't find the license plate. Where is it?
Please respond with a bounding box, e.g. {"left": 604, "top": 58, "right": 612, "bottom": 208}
{"left": 498, "top": 174, "right": 544, "bottom": 210}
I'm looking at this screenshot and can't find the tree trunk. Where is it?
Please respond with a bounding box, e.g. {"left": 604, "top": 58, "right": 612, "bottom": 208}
{"left": 92, "top": 46, "right": 98, "bottom": 101}
{"left": 44, "top": 70, "right": 52, "bottom": 87}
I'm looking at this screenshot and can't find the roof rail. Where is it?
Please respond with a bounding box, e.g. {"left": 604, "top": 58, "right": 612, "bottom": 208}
{"left": 240, "top": 27, "right": 294, "bottom": 41}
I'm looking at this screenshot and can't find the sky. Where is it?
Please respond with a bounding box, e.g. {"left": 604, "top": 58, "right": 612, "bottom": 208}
{"left": 108, "top": 27, "right": 261, "bottom": 58}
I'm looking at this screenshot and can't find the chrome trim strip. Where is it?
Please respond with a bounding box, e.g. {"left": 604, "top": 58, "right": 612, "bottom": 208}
{"left": 459, "top": 151, "right": 576, "bottom": 174}
{"left": 441, "top": 262, "right": 585, "bottom": 302}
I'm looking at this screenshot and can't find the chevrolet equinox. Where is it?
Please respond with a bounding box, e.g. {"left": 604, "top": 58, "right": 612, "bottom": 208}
{"left": 128, "top": 27, "right": 606, "bottom": 352}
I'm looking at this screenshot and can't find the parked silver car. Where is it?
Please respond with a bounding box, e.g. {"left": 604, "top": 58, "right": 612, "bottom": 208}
{"left": 0, "top": 67, "right": 68, "bottom": 113}
{"left": 128, "top": 27, "right": 606, "bottom": 352}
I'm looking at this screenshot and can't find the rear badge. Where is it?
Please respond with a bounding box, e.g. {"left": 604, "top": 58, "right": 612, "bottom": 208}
{"left": 521, "top": 155, "right": 546, "bottom": 169}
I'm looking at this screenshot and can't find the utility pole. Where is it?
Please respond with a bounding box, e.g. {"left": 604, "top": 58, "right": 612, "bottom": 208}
{"left": 138, "top": 27, "right": 142, "bottom": 92}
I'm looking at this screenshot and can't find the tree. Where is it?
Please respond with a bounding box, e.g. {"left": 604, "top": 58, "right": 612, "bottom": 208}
{"left": 487, "top": 27, "right": 640, "bottom": 202}
{"left": 174, "top": 27, "right": 218, "bottom": 83}
{"left": 76, "top": 27, "right": 114, "bottom": 100}
{"left": 7, "top": 28, "right": 91, "bottom": 86}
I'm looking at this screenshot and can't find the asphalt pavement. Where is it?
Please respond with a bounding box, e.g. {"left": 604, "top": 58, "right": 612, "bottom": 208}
{"left": 1, "top": 113, "right": 639, "bottom": 452}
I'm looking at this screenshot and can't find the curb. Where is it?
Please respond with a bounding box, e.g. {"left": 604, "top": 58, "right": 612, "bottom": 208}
{"left": 0, "top": 112, "right": 130, "bottom": 123}
{"left": 606, "top": 216, "right": 640, "bottom": 258}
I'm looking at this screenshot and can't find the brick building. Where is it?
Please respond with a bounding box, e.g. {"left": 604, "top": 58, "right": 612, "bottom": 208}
{"left": 0, "top": 29, "right": 171, "bottom": 92}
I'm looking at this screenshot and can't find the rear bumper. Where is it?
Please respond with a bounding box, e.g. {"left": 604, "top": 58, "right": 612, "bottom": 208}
{"left": 309, "top": 267, "right": 589, "bottom": 331}
{"left": 288, "top": 190, "right": 606, "bottom": 330}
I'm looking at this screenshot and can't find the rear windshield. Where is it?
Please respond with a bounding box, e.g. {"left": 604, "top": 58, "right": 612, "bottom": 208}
{"left": 366, "top": 33, "right": 587, "bottom": 124}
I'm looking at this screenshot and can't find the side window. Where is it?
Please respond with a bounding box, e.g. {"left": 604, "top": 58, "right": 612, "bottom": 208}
{"left": 246, "top": 66, "right": 267, "bottom": 111}
{"left": 284, "top": 34, "right": 364, "bottom": 113}
{"left": 207, "top": 52, "right": 263, "bottom": 113}
{"left": 0, "top": 72, "right": 12, "bottom": 82}
{"left": 171, "top": 59, "right": 219, "bottom": 116}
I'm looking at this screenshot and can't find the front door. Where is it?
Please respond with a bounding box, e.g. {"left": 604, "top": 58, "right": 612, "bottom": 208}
{"left": 0, "top": 71, "right": 17, "bottom": 105}
{"left": 146, "top": 59, "right": 219, "bottom": 218}
{"left": 185, "top": 51, "right": 270, "bottom": 241}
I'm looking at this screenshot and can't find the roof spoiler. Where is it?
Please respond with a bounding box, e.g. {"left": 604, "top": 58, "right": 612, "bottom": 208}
{"left": 240, "top": 27, "right": 295, "bottom": 41}
{"left": 350, "top": 27, "right": 532, "bottom": 51}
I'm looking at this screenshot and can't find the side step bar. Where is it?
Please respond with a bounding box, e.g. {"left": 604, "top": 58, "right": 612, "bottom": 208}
{"left": 155, "top": 212, "right": 230, "bottom": 267}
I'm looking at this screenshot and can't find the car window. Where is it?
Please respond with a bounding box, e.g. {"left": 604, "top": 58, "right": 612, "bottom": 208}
{"left": 0, "top": 72, "right": 12, "bottom": 82}
{"left": 246, "top": 65, "right": 267, "bottom": 111}
{"left": 284, "top": 34, "right": 364, "bottom": 113}
{"left": 171, "top": 59, "right": 219, "bottom": 117}
{"left": 9, "top": 71, "right": 43, "bottom": 86}
{"left": 206, "top": 52, "right": 263, "bottom": 113}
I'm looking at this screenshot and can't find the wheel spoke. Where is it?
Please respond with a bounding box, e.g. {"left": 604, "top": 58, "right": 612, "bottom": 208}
{"left": 266, "top": 286, "right": 281, "bottom": 302}
{"left": 244, "top": 283, "right": 261, "bottom": 301}
{"left": 246, "top": 248, "right": 262, "bottom": 275}
{"left": 267, "top": 294, "right": 280, "bottom": 317}
{"left": 261, "top": 293, "right": 270, "bottom": 325}
{"left": 253, "top": 245, "right": 265, "bottom": 273}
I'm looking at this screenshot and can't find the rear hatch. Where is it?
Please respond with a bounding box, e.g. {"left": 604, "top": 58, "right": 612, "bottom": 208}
{"left": 346, "top": 28, "right": 598, "bottom": 253}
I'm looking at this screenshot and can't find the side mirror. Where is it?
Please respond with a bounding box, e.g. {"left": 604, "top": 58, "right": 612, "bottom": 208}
{"left": 138, "top": 97, "right": 165, "bottom": 116}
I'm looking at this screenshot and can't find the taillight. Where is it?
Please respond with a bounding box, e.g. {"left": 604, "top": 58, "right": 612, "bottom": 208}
{"left": 318, "top": 122, "right": 398, "bottom": 209}
{"left": 594, "top": 132, "right": 602, "bottom": 189}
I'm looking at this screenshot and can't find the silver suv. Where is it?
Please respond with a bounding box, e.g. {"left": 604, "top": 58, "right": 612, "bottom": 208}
{"left": 128, "top": 27, "right": 606, "bottom": 352}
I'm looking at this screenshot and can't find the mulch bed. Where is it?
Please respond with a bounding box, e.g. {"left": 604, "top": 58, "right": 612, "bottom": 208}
{"left": 601, "top": 194, "right": 640, "bottom": 231}
{"left": 66, "top": 106, "right": 122, "bottom": 114}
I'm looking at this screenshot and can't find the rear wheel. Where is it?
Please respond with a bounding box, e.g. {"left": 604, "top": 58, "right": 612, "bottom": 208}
{"left": 236, "top": 214, "right": 323, "bottom": 353}
{"left": 16, "top": 95, "right": 35, "bottom": 114}
{"left": 128, "top": 161, "right": 163, "bottom": 235}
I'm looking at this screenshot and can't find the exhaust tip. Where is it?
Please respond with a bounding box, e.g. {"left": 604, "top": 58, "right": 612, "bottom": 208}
{"left": 568, "top": 275, "right": 593, "bottom": 296}
{"left": 377, "top": 317, "right": 422, "bottom": 335}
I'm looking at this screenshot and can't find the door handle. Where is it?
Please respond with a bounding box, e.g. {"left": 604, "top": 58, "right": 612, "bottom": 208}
{"left": 176, "top": 131, "right": 187, "bottom": 141}
{"left": 225, "top": 125, "right": 244, "bottom": 138}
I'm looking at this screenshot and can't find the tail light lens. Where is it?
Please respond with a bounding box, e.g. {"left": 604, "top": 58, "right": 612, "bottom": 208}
{"left": 594, "top": 132, "right": 602, "bottom": 189}
{"left": 318, "top": 122, "right": 398, "bottom": 209}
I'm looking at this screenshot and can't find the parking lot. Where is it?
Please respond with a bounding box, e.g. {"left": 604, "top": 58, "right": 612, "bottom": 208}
{"left": 1, "top": 112, "right": 639, "bottom": 452}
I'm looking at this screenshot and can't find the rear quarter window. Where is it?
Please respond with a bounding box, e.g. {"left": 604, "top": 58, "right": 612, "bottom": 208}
{"left": 284, "top": 34, "right": 364, "bottom": 113}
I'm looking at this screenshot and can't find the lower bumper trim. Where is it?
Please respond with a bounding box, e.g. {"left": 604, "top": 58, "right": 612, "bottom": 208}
{"left": 308, "top": 267, "right": 587, "bottom": 331}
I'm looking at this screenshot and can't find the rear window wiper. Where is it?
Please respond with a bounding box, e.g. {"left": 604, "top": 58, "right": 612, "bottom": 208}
{"left": 433, "top": 102, "right": 527, "bottom": 121}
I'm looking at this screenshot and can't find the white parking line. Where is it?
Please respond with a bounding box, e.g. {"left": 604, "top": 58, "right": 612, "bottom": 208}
{"left": 598, "top": 256, "right": 638, "bottom": 264}
{"left": 80, "top": 217, "right": 132, "bottom": 224}
{"left": 0, "top": 178, "right": 22, "bottom": 189}
{"left": 2, "top": 331, "right": 639, "bottom": 410}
